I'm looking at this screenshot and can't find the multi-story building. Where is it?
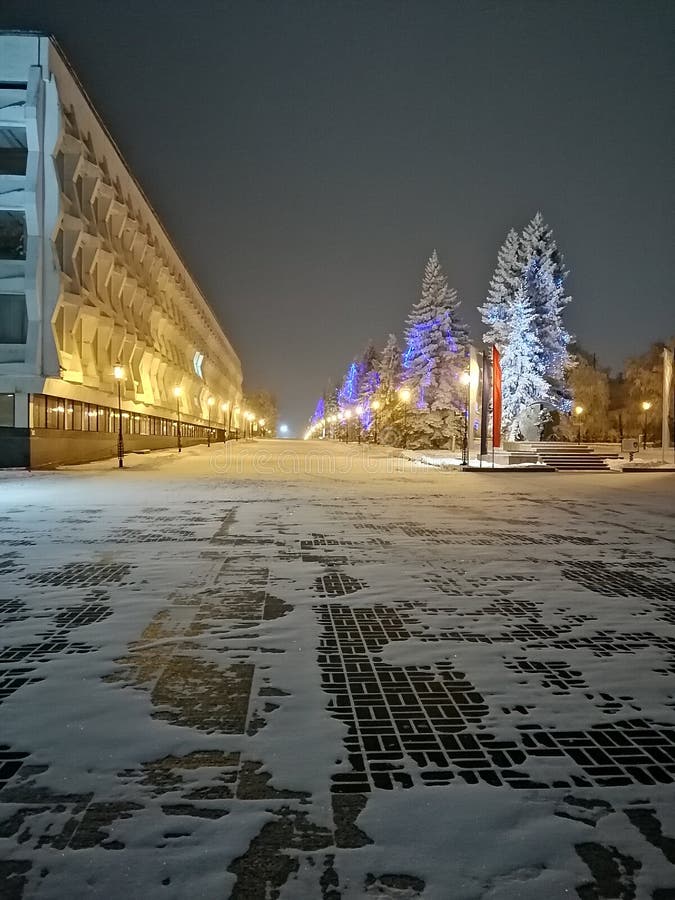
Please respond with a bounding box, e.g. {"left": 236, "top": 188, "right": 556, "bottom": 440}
{"left": 0, "top": 31, "right": 243, "bottom": 467}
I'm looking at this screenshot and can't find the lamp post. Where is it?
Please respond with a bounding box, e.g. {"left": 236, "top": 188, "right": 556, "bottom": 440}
{"left": 355, "top": 405, "right": 363, "bottom": 444}
{"left": 113, "top": 364, "right": 124, "bottom": 468}
{"left": 173, "top": 386, "right": 182, "bottom": 452}
{"left": 371, "top": 399, "right": 380, "bottom": 444}
{"left": 398, "top": 387, "right": 411, "bottom": 449}
{"left": 641, "top": 401, "right": 652, "bottom": 450}
{"left": 344, "top": 409, "right": 352, "bottom": 443}
{"left": 574, "top": 405, "right": 584, "bottom": 444}
{"left": 207, "top": 396, "right": 214, "bottom": 447}
{"left": 459, "top": 372, "right": 471, "bottom": 465}
{"left": 233, "top": 406, "right": 240, "bottom": 440}
{"left": 221, "top": 401, "right": 230, "bottom": 441}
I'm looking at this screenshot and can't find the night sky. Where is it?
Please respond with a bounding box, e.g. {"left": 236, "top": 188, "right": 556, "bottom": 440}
{"left": 3, "top": 1, "right": 673, "bottom": 432}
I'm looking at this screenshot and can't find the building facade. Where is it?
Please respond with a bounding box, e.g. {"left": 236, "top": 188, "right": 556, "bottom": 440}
{"left": 0, "top": 32, "right": 243, "bottom": 467}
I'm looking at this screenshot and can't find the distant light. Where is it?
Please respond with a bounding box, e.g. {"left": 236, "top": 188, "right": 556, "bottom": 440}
{"left": 279, "top": 424, "right": 289, "bottom": 434}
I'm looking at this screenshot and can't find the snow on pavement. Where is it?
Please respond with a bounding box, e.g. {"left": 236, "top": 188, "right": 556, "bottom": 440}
{"left": 1, "top": 440, "right": 674, "bottom": 899}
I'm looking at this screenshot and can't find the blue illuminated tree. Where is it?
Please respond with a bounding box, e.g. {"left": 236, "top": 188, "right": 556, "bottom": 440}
{"left": 402, "top": 250, "right": 468, "bottom": 411}
{"left": 337, "top": 360, "right": 360, "bottom": 410}
{"left": 310, "top": 396, "right": 325, "bottom": 425}
{"left": 500, "top": 280, "right": 551, "bottom": 437}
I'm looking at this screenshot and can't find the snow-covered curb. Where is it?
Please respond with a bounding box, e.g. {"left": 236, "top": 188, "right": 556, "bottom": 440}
{"left": 392, "top": 449, "right": 553, "bottom": 471}
{"left": 606, "top": 456, "right": 675, "bottom": 472}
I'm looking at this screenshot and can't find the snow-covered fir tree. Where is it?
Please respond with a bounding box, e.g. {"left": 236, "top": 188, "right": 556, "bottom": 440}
{"left": 376, "top": 333, "right": 402, "bottom": 402}
{"left": 478, "top": 228, "right": 521, "bottom": 348}
{"left": 519, "top": 213, "right": 572, "bottom": 411}
{"left": 519, "top": 211, "right": 566, "bottom": 278}
{"left": 310, "top": 396, "right": 325, "bottom": 425}
{"left": 524, "top": 258, "right": 572, "bottom": 409}
{"left": 499, "top": 280, "right": 551, "bottom": 438}
{"left": 402, "top": 250, "right": 468, "bottom": 411}
{"left": 481, "top": 213, "right": 573, "bottom": 422}
{"left": 357, "top": 341, "right": 380, "bottom": 404}
{"left": 357, "top": 341, "right": 380, "bottom": 427}
{"left": 337, "top": 360, "right": 360, "bottom": 410}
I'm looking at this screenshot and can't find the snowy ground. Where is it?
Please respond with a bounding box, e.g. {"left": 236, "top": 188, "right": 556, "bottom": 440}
{"left": 1, "top": 440, "right": 674, "bottom": 899}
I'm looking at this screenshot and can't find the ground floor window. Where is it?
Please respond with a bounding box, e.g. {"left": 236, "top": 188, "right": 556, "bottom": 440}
{"left": 28, "top": 393, "right": 213, "bottom": 441}
{"left": 0, "top": 393, "right": 14, "bottom": 427}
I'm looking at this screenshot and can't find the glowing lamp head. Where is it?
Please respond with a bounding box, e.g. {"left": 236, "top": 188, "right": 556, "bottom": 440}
{"left": 641, "top": 401, "right": 652, "bottom": 411}
{"left": 173, "top": 386, "right": 182, "bottom": 398}
{"left": 258, "top": 418, "right": 265, "bottom": 426}
{"left": 113, "top": 365, "right": 124, "bottom": 381}
{"left": 345, "top": 410, "right": 353, "bottom": 420}
{"left": 398, "top": 388, "right": 411, "bottom": 403}
{"left": 207, "top": 397, "right": 215, "bottom": 407}
{"left": 221, "top": 402, "right": 228, "bottom": 412}
{"left": 574, "top": 405, "right": 584, "bottom": 416}
{"left": 371, "top": 400, "right": 381, "bottom": 411}
{"left": 279, "top": 423, "right": 289, "bottom": 434}
{"left": 355, "top": 405, "right": 363, "bottom": 416}
{"left": 459, "top": 372, "right": 471, "bottom": 386}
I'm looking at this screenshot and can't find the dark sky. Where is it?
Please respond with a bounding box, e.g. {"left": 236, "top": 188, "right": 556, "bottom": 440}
{"left": 3, "top": 1, "right": 673, "bottom": 432}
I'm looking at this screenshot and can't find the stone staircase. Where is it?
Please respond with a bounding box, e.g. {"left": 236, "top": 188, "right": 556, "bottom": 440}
{"left": 523, "top": 443, "right": 616, "bottom": 472}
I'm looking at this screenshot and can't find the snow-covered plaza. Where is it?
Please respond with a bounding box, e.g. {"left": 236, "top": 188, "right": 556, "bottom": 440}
{"left": 1, "top": 441, "right": 674, "bottom": 899}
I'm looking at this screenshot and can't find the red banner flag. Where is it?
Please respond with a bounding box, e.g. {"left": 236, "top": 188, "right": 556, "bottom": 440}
{"left": 492, "top": 345, "right": 502, "bottom": 449}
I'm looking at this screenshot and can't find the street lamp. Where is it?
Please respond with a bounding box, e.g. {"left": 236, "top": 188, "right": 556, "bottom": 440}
{"left": 371, "top": 399, "right": 381, "bottom": 444}
{"left": 459, "top": 372, "right": 471, "bottom": 465}
{"left": 233, "top": 406, "right": 240, "bottom": 440}
{"left": 221, "top": 401, "right": 230, "bottom": 441}
{"left": 245, "top": 411, "right": 254, "bottom": 439}
{"left": 173, "top": 386, "right": 182, "bottom": 452}
{"left": 113, "top": 364, "right": 124, "bottom": 468}
{"left": 207, "top": 397, "right": 215, "bottom": 447}
{"left": 574, "top": 405, "right": 584, "bottom": 444}
{"left": 344, "top": 409, "right": 352, "bottom": 444}
{"left": 398, "top": 388, "right": 411, "bottom": 449}
{"left": 355, "top": 405, "right": 363, "bottom": 444}
{"left": 259, "top": 418, "right": 266, "bottom": 437}
{"left": 641, "top": 401, "right": 652, "bottom": 450}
